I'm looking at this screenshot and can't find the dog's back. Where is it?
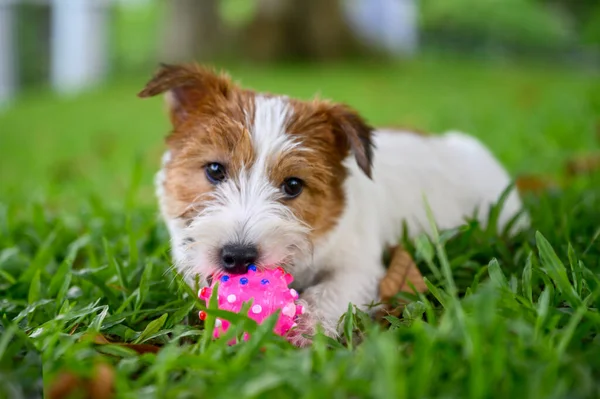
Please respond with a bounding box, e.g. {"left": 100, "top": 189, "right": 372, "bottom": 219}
{"left": 322, "top": 129, "right": 526, "bottom": 256}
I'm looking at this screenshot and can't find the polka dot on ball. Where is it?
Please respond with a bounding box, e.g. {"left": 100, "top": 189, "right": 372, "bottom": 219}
{"left": 215, "top": 319, "right": 222, "bottom": 328}
{"left": 227, "top": 294, "right": 237, "bottom": 303}
{"left": 252, "top": 305, "right": 263, "bottom": 314}
{"left": 282, "top": 303, "right": 296, "bottom": 317}
{"left": 240, "top": 277, "right": 249, "bottom": 285}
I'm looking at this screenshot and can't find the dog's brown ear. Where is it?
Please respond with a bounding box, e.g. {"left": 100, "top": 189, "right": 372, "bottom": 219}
{"left": 138, "top": 64, "right": 232, "bottom": 125}
{"left": 329, "top": 104, "right": 375, "bottom": 179}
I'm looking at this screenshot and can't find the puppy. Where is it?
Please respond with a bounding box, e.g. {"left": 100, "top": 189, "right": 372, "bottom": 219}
{"left": 139, "top": 64, "right": 526, "bottom": 346}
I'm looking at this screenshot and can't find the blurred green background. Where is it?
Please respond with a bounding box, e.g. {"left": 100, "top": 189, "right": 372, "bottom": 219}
{"left": 1, "top": 0, "right": 599, "bottom": 207}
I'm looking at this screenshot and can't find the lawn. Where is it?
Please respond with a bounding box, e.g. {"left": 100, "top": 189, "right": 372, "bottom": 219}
{"left": 1, "top": 56, "right": 600, "bottom": 398}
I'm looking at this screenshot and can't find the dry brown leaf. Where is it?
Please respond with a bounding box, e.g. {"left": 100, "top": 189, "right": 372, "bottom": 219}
{"left": 380, "top": 245, "right": 427, "bottom": 303}
{"left": 91, "top": 334, "right": 110, "bottom": 344}
{"left": 377, "top": 246, "right": 427, "bottom": 324}
{"left": 68, "top": 323, "right": 80, "bottom": 335}
{"left": 87, "top": 363, "right": 115, "bottom": 399}
{"left": 119, "top": 343, "right": 161, "bottom": 354}
{"left": 566, "top": 153, "right": 600, "bottom": 177}
{"left": 47, "top": 371, "right": 82, "bottom": 399}
{"left": 515, "top": 175, "right": 558, "bottom": 195}
{"left": 47, "top": 363, "right": 115, "bottom": 399}
{"left": 85, "top": 333, "right": 161, "bottom": 355}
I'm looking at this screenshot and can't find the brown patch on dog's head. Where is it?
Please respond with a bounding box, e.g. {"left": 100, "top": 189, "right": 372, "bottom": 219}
{"left": 281, "top": 99, "right": 374, "bottom": 239}
{"left": 139, "top": 64, "right": 256, "bottom": 219}
{"left": 138, "top": 63, "right": 233, "bottom": 125}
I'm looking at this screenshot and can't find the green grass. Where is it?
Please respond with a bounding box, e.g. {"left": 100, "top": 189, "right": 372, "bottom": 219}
{"left": 1, "top": 56, "right": 600, "bottom": 398}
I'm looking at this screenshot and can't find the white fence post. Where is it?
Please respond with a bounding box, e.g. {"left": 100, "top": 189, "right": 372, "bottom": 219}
{"left": 0, "top": 0, "right": 17, "bottom": 107}
{"left": 384, "top": 0, "right": 418, "bottom": 56}
{"left": 344, "top": 0, "right": 419, "bottom": 57}
{"left": 50, "top": 0, "right": 110, "bottom": 94}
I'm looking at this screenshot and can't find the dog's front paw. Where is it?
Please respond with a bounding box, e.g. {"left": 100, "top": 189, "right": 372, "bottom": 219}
{"left": 285, "top": 301, "right": 338, "bottom": 348}
{"left": 286, "top": 311, "right": 316, "bottom": 348}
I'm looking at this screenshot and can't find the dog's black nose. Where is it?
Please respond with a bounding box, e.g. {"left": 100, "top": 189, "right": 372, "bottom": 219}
{"left": 220, "top": 244, "right": 258, "bottom": 274}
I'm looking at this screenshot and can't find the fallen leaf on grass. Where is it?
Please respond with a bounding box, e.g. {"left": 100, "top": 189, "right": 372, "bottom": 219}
{"left": 87, "top": 363, "right": 115, "bottom": 399}
{"left": 119, "top": 343, "right": 161, "bottom": 354}
{"left": 565, "top": 153, "right": 600, "bottom": 177}
{"left": 516, "top": 175, "right": 558, "bottom": 195}
{"left": 380, "top": 245, "right": 427, "bottom": 302}
{"left": 377, "top": 246, "right": 427, "bottom": 323}
{"left": 47, "top": 363, "right": 114, "bottom": 399}
{"left": 88, "top": 333, "right": 161, "bottom": 354}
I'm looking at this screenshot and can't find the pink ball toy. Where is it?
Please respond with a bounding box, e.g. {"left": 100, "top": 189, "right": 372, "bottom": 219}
{"left": 198, "top": 265, "right": 303, "bottom": 341}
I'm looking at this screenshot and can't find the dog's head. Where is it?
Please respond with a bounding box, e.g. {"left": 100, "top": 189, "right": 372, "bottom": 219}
{"left": 139, "top": 64, "right": 373, "bottom": 282}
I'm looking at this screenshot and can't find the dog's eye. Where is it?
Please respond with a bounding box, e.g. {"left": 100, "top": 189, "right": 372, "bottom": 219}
{"left": 205, "top": 163, "right": 227, "bottom": 184}
{"left": 281, "top": 177, "right": 304, "bottom": 198}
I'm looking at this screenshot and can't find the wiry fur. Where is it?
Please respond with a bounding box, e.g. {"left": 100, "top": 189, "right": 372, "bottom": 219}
{"left": 140, "top": 64, "right": 527, "bottom": 347}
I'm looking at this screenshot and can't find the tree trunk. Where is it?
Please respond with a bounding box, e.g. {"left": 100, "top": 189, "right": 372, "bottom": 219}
{"left": 300, "top": 0, "right": 364, "bottom": 60}
{"left": 159, "top": 0, "right": 222, "bottom": 63}
{"left": 243, "top": 0, "right": 367, "bottom": 62}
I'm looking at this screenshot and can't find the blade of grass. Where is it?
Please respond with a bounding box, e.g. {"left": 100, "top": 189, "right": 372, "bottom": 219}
{"left": 536, "top": 231, "right": 582, "bottom": 308}
{"left": 103, "top": 237, "right": 129, "bottom": 297}
{"left": 18, "top": 227, "right": 59, "bottom": 283}
{"left": 556, "top": 291, "right": 597, "bottom": 356}
{"left": 488, "top": 258, "right": 509, "bottom": 290}
{"left": 535, "top": 288, "right": 551, "bottom": 339}
{"left": 28, "top": 270, "right": 42, "bottom": 304}
{"left": 135, "top": 261, "right": 154, "bottom": 314}
{"left": 423, "top": 195, "right": 458, "bottom": 298}
{"left": 486, "top": 183, "right": 514, "bottom": 236}
{"left": 567, "top": 243, "right": 582, "bottom": 297}
{"left": 343, "top": 302, "right": 354, "bottom": 350}
{"left": 135, "top": 313, "right": 168, "bottom": 344}
{"left": 200, "top": 281, "right": 219, "bottom": 352}
{"left": 414, "top": 233, "right": 441, "bottom": 280}
{"left": 522, "top": 254, "right": 533, "bottom": 305}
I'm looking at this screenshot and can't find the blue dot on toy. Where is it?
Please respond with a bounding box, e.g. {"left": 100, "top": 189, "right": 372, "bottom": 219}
{"left": 220, "top": 275, "right": 230, "bottom": 282}
{"left": 260, "top": 279, "right": 270, "bottom": 285}
{"left": 248, "top": 264, "right": 257, "bottom": 272}
{"left": 240, "top": 277, "right": 249, "bottom": 285}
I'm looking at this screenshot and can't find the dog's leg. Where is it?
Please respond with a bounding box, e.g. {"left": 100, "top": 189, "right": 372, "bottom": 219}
{"left": 287, "top": 261, "right": 384, "bottom": 347}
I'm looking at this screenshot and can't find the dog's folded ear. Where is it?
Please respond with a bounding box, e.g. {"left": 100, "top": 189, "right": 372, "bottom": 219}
{"left": 138, "top": 64, "right": 232, "bottom": 125}
{"left": 328, "top": 104, "right": 375, "bottom": 179}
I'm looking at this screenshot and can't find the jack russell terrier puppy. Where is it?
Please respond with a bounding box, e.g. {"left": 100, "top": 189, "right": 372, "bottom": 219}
{"left": 139, "top": 64, "right": 526, "bottom": 347}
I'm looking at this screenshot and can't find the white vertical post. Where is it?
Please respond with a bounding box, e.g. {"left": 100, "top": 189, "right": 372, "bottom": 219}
{"left": 0, "top": 0, "right": 17, "bottom": 107}
{"left": 343, "top": 0, "right": 419, "bottom": 57}
{"left": 50, "top": 0, "right": 109, "bottom": 94}
{"left": 382, "top": 0, "right": 418, "bottom": 56}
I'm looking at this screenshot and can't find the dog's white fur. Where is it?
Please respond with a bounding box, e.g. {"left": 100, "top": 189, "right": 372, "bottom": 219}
{"left": 156, "top": 95, "right": 525, "bottom": 344}
{"left": 290, "top": 128, "right": 526, "bottom": 338}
